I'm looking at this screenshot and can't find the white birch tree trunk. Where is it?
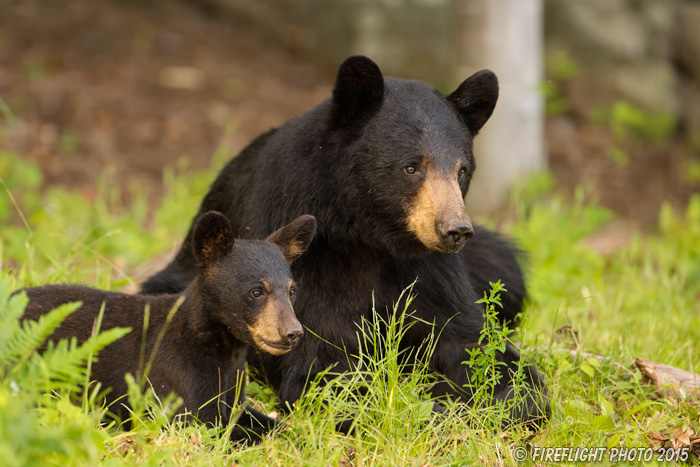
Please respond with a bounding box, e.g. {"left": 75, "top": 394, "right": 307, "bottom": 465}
{"left": 465, "top": 0, "right": 546, "bottom": 213}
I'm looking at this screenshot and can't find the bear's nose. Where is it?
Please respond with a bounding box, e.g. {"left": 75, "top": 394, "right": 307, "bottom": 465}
{"left": 284, "top": 326, "right": 304, "bottom": 346}
{"left": 438, "top": 222, "right": 474, "bottom": 248}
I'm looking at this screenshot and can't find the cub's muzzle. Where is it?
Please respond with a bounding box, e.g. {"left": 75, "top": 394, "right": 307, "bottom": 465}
{"left": 250, "top": 301, "right": 304, "bottom": 355}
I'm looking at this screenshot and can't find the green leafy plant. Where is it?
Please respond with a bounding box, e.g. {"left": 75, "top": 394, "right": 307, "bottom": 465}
{"left": 0, "top": 276, "right": 129, "bottom": 466}
{"left": 463, "top": 280, "right": 510, "bottom": 408}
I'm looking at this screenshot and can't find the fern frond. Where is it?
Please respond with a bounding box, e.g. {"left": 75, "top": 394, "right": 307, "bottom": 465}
{"left": 0, "top": 281, "right": 131, "bottom": 396}
{"left": 0, "top": 295, "right": 81, "bottom": 369}
{"left": 26, "top": 326, "right": 131, "bottom": 393}
{"left": 0, "top": 286, "right": 27, "bottom": 328}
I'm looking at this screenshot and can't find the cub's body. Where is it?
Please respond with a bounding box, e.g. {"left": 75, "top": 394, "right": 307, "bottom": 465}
{"left": 19, "top": 212, "right": 317, "bottom": 441}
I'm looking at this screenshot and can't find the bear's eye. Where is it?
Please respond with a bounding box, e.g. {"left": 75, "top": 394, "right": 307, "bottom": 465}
{"left": 404, "top": 165, "right": 417, "bottom": 175}
{"left": 458, "top": 168, "right": 466, "bottom": 178}
{"left": 250, "top": 288, "right": 263, "bottom": 299}
{"left": 289, "top": 286, "right": 296, "bottom": 298}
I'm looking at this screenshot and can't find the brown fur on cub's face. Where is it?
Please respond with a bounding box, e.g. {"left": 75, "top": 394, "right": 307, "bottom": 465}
{"left": 193, "top": 212, "right": 317, "bottom": 355}
{"left": 245, "top": 279, "right": 297, "bottom": 356}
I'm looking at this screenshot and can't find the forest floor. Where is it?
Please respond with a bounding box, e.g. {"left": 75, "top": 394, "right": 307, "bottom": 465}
{"left": 1, "top": 0, "right": 696, "bottom": 230}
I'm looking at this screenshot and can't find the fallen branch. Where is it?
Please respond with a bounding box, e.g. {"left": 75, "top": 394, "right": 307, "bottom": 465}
{"left": 634, "top": 357, "right": 700, "bottom": 400}
{"left": 528, "top": 340, "right": 700, "bottom": 400}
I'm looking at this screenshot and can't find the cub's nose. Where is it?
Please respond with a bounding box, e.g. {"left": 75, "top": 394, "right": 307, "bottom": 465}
{"left": 284, "top": 326, "right": 304, "bottom": 347}
{"left": 438, "top": 222, "right": 474, "bottom": 249}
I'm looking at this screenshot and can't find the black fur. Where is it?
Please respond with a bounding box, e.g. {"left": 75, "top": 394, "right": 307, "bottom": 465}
{"left": 447, "top": 69, "right": 499, "bottom": 136}
{"left": 142, "top": 56, "right": 550, "bottom": 426}
{"left": 17, "top": 211, "right": 317, "bottom": 443}
{"left": 331, "top": 55, "right": 385, "bottom": 126}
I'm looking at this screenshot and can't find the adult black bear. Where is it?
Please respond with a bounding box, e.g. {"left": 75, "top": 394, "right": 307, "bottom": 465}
{"left": 19, "top": 211, "right": 317, "bottom": 442}
{"left": 142, "top": 56, "right": 549, "bottom": 426}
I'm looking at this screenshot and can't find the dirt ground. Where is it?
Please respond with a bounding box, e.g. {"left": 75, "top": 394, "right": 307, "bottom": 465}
{"left": 0, "top": 0, "right": 331, "bottom": 201}
{"left": 1, "top": 0, "right": 696, "bottom": 226}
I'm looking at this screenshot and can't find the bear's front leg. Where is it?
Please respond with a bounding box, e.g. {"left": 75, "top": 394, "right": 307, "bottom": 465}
{"left": 430, "top": 339, "right": 550, "bottom": 429}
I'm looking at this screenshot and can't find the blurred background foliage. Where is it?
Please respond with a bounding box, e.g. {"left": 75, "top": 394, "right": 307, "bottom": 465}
{"left": 0, "top": 0, "right": 698, "bottom": 224}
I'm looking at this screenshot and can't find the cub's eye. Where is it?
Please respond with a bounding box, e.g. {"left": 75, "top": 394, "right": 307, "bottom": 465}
{"left": 289, "top": 286, "right": 296, "bottom": 298}
{"left": 404, "top": 165, "right": 417, "bottom": 175}
{"left": 458, "top": 168, "right": 466, "bottom": 178}
{"left": 250, "top": 288, "right": 263, "bottom": 299}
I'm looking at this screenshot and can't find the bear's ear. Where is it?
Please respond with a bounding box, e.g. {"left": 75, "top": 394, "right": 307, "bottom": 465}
{"left": 266, "top": 215, "right": 317, "bottom": 265}
{"left": 331, "top": 55, "right": 384, "bottom": 125}
{"left": 192, "top": 211, "right": 235, "bottom": 268}
{"left": 447, "top": 69, "right": 499, "bottom": 136}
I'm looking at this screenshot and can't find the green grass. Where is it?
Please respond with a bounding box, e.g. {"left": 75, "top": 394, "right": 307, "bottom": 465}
{"left": 1, "top": 150, "right": 699, "bottom": 466}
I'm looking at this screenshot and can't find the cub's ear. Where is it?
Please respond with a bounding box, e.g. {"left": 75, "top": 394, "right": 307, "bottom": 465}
{"left": 332, "top": 55, "right": 384, "bottom": 126}
{"left": 193, "top": 211, "right": 235, "bottom": 268}
{"left": 447, "top": 69, "right": 499, "bottom": 136}
{"left": 266, "top": 215, "right": 317, "bottom": 264}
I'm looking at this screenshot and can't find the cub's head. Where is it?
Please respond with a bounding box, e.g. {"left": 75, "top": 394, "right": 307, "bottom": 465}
{"left": 192, "top": 211, "right": 317, "bottom": 355}
{"left": 330, "top": 55, "right": 498, "bottom": 255}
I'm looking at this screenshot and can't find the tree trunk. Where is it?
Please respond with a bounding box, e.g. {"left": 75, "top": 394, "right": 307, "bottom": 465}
{"left": 465, "top": 0, "right": 546, "bottom": 214}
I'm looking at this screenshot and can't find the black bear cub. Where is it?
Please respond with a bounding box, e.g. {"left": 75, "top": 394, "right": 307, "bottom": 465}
{"left": 17, "top": 211, "right": 317, "bottom": 443}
